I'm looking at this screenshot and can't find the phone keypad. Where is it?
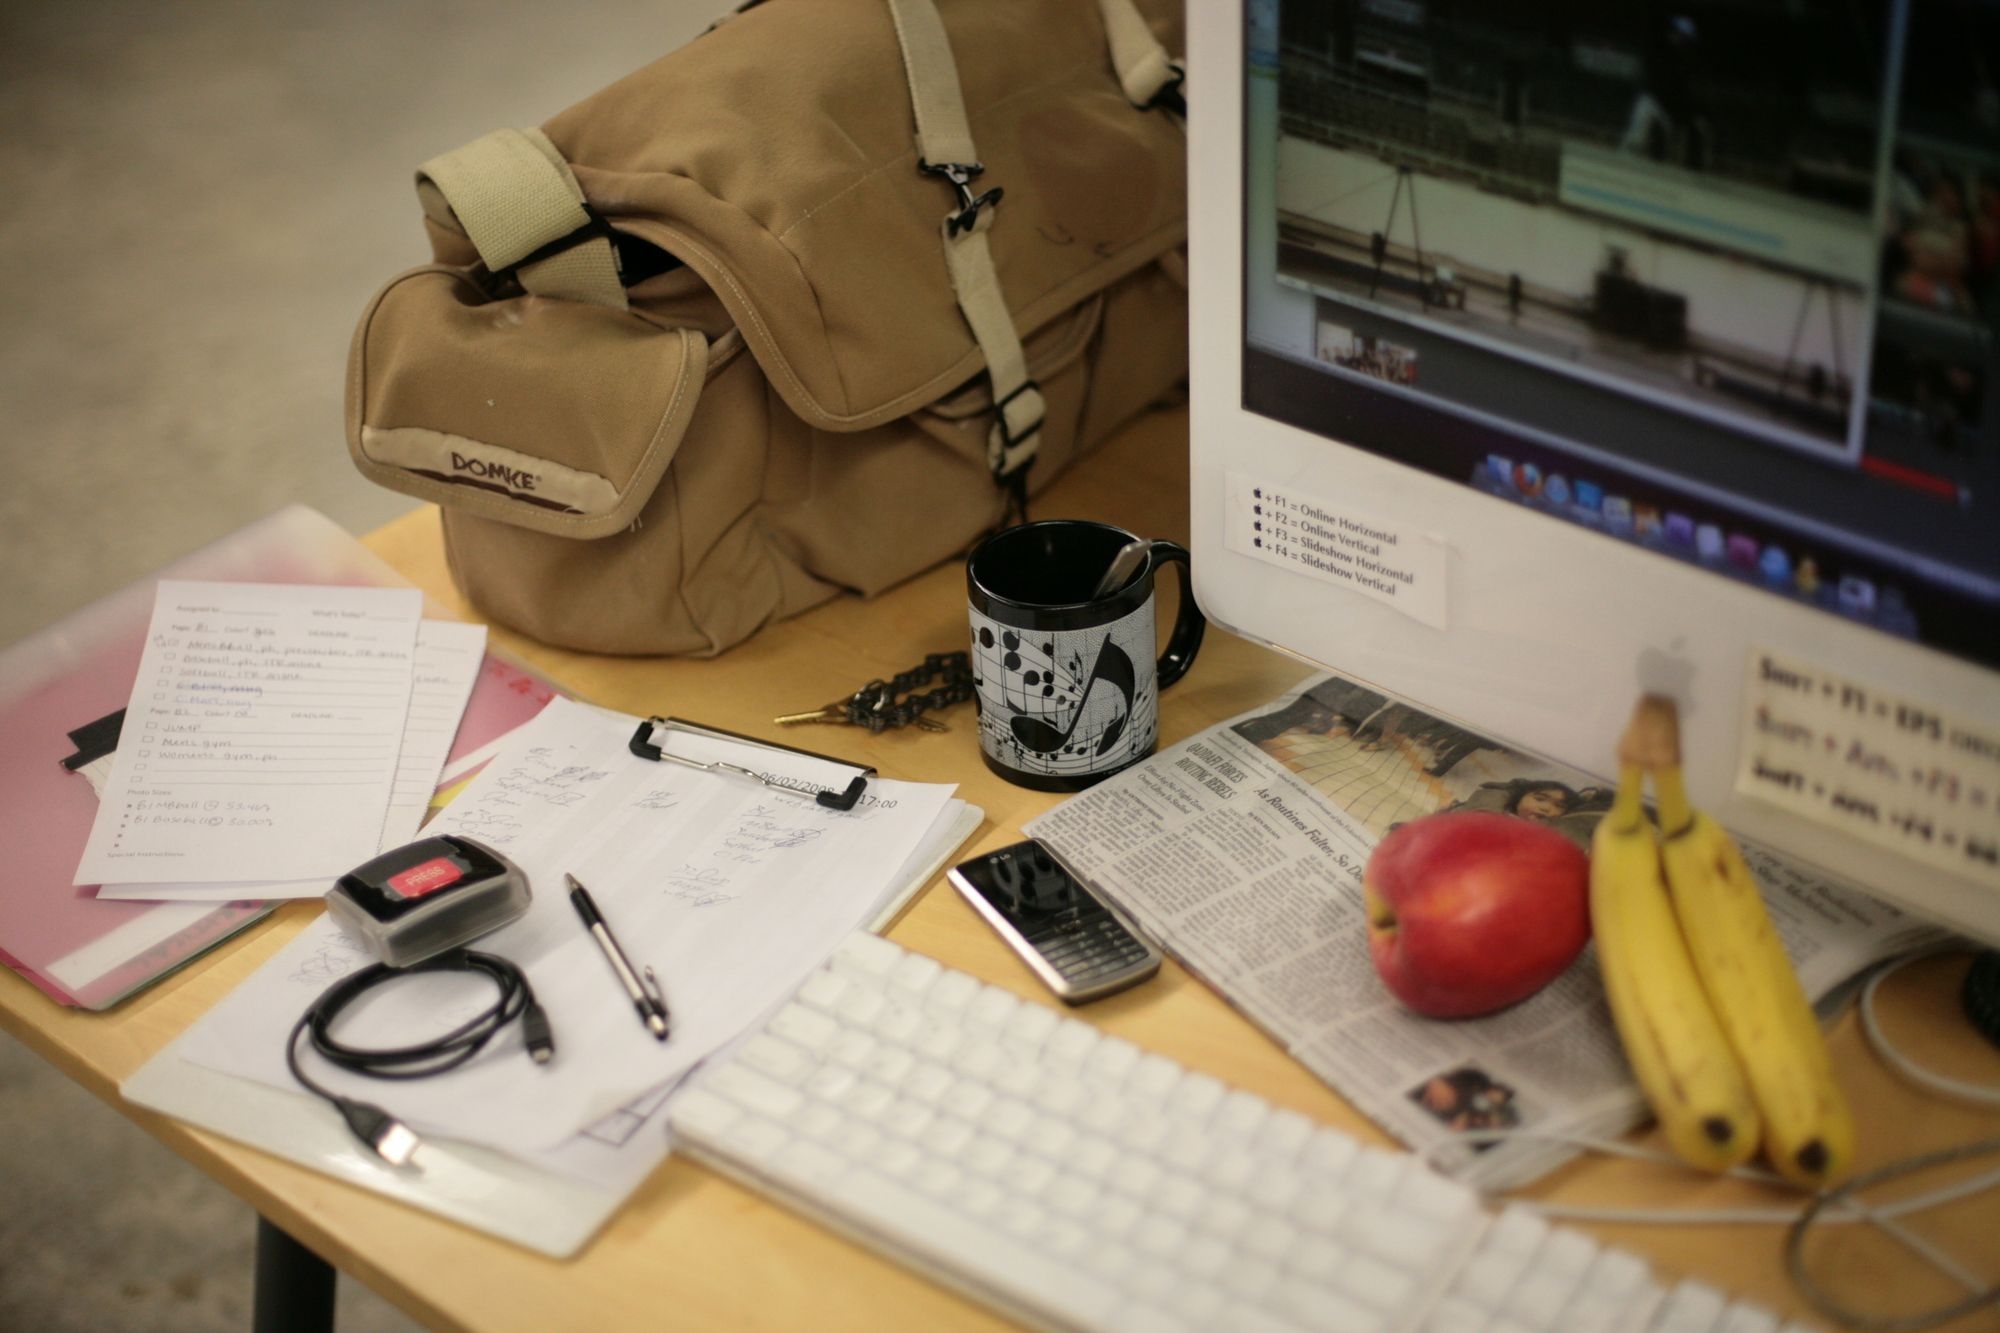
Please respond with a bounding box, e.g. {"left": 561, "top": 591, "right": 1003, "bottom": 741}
{"left": 1027, "top": 915, "right": 1151, "bottom": 983}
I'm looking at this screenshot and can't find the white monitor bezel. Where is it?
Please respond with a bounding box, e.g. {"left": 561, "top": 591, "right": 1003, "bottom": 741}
{"left": 1185, "top": 3, "right": 1999, "bottom": 945}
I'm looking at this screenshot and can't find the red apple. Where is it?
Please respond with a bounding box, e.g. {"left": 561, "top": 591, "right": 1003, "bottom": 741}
{"left": 1364, "top": 811, "right": 1590, "bottom": 1018}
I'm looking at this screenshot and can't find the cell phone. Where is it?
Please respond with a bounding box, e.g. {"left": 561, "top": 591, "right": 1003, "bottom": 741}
{"left": 946, "top": 840, "right": 1161, "bottom": 1004}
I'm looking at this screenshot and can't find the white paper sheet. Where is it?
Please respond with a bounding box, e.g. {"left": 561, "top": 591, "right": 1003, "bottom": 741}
{"left": 98, "top": 621, "right": 489, "bottom": 902}
{"left": 75, "top": 581, "right": 423, "bottom": 885}
{"left": 178, "top": 697, "right": 956, "bottom": 1156}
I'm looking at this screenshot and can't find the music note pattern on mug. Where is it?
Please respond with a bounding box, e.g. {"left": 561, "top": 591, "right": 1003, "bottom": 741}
{"left": 969, "top": 602, "right": 1158, "bottom": 779}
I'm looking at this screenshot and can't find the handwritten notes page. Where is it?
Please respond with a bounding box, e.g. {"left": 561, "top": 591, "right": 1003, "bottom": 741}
{"left": 96, "top": 620, "right": 488, "bottom": 902}
{"left": 74, "top": 582, "right": 423, "bottom": 886}
{"left": 178, "top": 697, "right": 956, "bottom": 1157}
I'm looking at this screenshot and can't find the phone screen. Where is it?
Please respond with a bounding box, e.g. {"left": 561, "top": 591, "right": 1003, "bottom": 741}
{"left": 953, "top": 841, "right": 1118, "bottom": 944}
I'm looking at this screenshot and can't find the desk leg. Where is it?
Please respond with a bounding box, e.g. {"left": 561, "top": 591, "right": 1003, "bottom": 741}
{"left": 254, "top": 1216, "right": 335, "bottom": 1333}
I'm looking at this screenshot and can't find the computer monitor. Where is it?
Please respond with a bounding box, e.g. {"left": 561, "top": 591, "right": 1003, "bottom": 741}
{"left": 1187, "top": 0, "right": 2000, "bottom": 944}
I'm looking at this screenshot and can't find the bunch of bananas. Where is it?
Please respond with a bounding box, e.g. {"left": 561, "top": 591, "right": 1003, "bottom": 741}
{"left": 1591, "top": 696, "right": 1855, "bottom": 1187}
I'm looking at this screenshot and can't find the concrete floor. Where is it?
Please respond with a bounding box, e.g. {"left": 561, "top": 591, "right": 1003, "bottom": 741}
{"left": 0, "top": 2, "right": 727, "bottom": 1328}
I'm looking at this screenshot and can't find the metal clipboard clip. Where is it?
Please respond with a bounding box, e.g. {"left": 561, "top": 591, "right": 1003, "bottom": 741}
{"left": 626, "top": 716, "right": 874, "bottom": 812}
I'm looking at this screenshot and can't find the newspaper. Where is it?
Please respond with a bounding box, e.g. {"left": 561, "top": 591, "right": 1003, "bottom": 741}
{"left": 1025, "top": 674, "right": 1948, "bottom": 1190}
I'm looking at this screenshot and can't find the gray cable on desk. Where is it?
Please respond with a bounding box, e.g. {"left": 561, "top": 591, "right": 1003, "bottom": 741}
{"left": 1785, "top": 1136, "right": 2000, "bottom": 1331}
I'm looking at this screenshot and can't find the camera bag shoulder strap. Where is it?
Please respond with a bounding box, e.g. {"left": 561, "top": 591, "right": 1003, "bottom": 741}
{"left": 883, "top": 0, "right": 1042, "bottom": 511}
{"left": 885, "top": 0, "right": 1180, "bottom": 512}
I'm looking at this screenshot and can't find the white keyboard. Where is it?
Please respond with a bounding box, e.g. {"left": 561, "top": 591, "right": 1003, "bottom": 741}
{"left": 668, "top": 933, "right": 1817, "bottom": 1333}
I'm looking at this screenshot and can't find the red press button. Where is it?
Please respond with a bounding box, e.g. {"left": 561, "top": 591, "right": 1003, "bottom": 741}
{"left": 387, "top": 856, "right": 466, "bottom": 899}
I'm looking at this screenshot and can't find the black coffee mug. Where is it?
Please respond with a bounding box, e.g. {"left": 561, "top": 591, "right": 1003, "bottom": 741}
{"left": 966, "top": 519, "right": 1205, "bottom": 790}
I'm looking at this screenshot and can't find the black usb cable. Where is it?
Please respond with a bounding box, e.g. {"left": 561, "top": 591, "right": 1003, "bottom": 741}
{"left": 286, "top": 949, "right": 554, "bottom": 1165}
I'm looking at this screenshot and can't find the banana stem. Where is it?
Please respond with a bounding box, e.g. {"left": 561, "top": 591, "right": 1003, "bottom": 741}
{"left": 1654, "top": 763, "right": 1693, "bottom": 837}
{"left": 1609, "top": 764, "right": 1648, "bottom": 830}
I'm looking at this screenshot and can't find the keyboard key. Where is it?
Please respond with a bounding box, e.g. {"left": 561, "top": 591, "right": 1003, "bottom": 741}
{"left": 766, "top": 1002, "right": 838, "bottom": 1050}
{"left": 835, "top": 985, "right": 887, "bottom": 1027}
{"left": 1343, "top": 1253, "right": 1419, "bottom": 1311}
{"left": 859, "top": 1045, "right": 914, "bottom": 1088}
{"left": 1301, "top": 1128, "right": 1360, "bottom": 1177}
{"left": 910, "top": 1156, "right": 963, "bottom": 1199}
{"left": 734, "top": 1033, "right": 815, "bottom": 1084}
{"left": 1345, "top": 1147, "right": 1405, "bottom": 1200}
{"left": 1256, "top": 1108, "right": 1315, "bottom": 1159}
{"left": 1653, "top": 1280, "right": 1728, "bottom": 1333}
{"left": 703, "top": 1064, "right": 805, "bottom": 1120}
{"left": 1504, "top": 1268, "right": 1581, "bottom": 1329}
{"left": 1716, "top": 1304, "right": 1780, "bottom": 1333}
{"left": 1045, "top": 1019, "right": 1100, "bottom": 1065}
{"left": 769, "top": 1139, "right": 846, "bottom": 1189}
{"left": 803, "top": 1063, "right": 856, "bottom": 1103}
{"left": 1166, "top": 1071, "right": 1226, "bottom": 1122}
{"left": 1028, "top": 1113, "right": 1078, "bottom": 1159}
{"left": 1132, "top": 1214, "right": 1190, "bottom": 1258}
{"left": 792, "top": 1102, "right": 844, "bottom": 1143}
{"left": 837, "top": 1078, "right": 894, "bottom": 1121}
{"left": 920, "top": 1114, "right": 974, "bottom": 1159}
{"left": 824, "top": 1027, "right": 877, "bottom": 1070}
{"left": 1540, "top": 1227, "right": 1599, "bottom": 1277}
{"left": 938, "top": 1077, "right": 994, "bottom": 1122}
{"left": 888, "top": 952, "right": 942, "bottom": 994}
{"left": 1423, "top": 1294, "right": 1491, "bottom": 1333}
{"left": 1090, "top": 1191, "right": 1143, "bottom": 1239}
{"left": 1152, "top": 1175, "right": 1207, "bottom": 1222}
{"left": 1085, "top": 1035, "right": 1142, "bottom": 1082}
{"left": 1064, "top": 1133, "right": 1120, "bottom": 1182}
{"left": 1454, "top": 1251, "right": 1527, "bottom": 1309}
{"left": 794, "top": 969, "right": 851, "bottom": 1012}
{"left": 665, "top": 1087, "right": 741, "bottom": 1141}
{"left": 1485, "top": 1206, "right": 1549, "bottom": 1258}
{"left": 960, "top": 1133, "right": 1016, "bottom": 1179}
{"left": 1213, "top": 1089, "right": 1271, "bottom": 1138}
{"left": 966, "top": 984, "right": 1021, "bottom": 1029}
{"left": 1003, "top": 1002, "right": 1060, "bottom": 1051}
{"left": 1128, "top": 1053, "right": 1182, "bottom": 1099}
{"left": 716, "top": 1114, "right": 789, "bottom": 1165}
{"left": 832, "top": 931, "right": 900, "bottom": 973}
{"left": 879, "top": 1098, "right": 934, "bottom": 1139}
{"left": 928, "top": 969, "right": 980, "bottom": 1012}
{"left": 1239, "top": 1213, "right": 1296, "bottom": 1263}
{"left": 1046, "top": 1176, "right": 1100, "bottom": 1219}
{"left": 901, "top": 1062, "right": 954, "bottom": 1105}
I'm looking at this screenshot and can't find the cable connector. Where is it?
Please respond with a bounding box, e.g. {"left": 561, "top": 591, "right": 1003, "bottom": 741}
{"left": 522, "top": 1000, "right": 556, "bottom": 1065}
{"left": 337, "top": 1099, "right": 423, "bottom": 1167}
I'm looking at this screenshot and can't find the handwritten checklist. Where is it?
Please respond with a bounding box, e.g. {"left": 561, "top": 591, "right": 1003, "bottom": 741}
{"left": 74, "top": 581, "right": 423, "bottom": 885}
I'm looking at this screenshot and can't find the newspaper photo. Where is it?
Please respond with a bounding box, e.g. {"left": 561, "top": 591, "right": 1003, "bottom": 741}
{"left": 1025, "top": 674, "right": 1947, "bottom": 1190}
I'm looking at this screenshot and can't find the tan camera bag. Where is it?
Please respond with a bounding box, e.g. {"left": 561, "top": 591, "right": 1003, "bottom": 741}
{"left": 346, "top": 0, "right": 1187, "bottom": 655}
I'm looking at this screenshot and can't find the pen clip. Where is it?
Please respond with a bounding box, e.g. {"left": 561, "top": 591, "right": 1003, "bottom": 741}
{"left": 641, "top": 965, "right": 667, "bottom": 1010}
{"left": 627, "top": 716, "right": 875, "bottom": 811}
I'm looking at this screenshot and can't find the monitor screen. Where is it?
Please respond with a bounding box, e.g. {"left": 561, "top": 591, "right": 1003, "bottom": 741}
{"left": 1244, "top": 0, "right": 1999, "bottom": 667}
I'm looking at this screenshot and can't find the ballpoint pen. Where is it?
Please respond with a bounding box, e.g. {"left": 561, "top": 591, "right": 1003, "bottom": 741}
{"left": 566, "top": 873, "right": 670, "bottom": 1041}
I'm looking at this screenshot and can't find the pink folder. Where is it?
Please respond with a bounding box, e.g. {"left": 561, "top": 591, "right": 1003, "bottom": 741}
{"left": 0, "top": 506, "right": 558, "bottom": 1009}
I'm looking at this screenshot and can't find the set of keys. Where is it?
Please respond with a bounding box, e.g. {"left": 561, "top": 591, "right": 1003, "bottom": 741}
{"left": 773, "top": 651, "right": 975, "bottom": 734}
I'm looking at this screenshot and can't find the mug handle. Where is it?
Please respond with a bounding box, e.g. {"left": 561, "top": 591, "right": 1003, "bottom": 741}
{"left": 1148, "top": 540, "right": 1205, "bottom": 689}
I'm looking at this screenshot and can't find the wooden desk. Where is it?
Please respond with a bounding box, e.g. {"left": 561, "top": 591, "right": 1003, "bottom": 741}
{"left": 4, "top": 410, "right": 1998, "bottom": 1331}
